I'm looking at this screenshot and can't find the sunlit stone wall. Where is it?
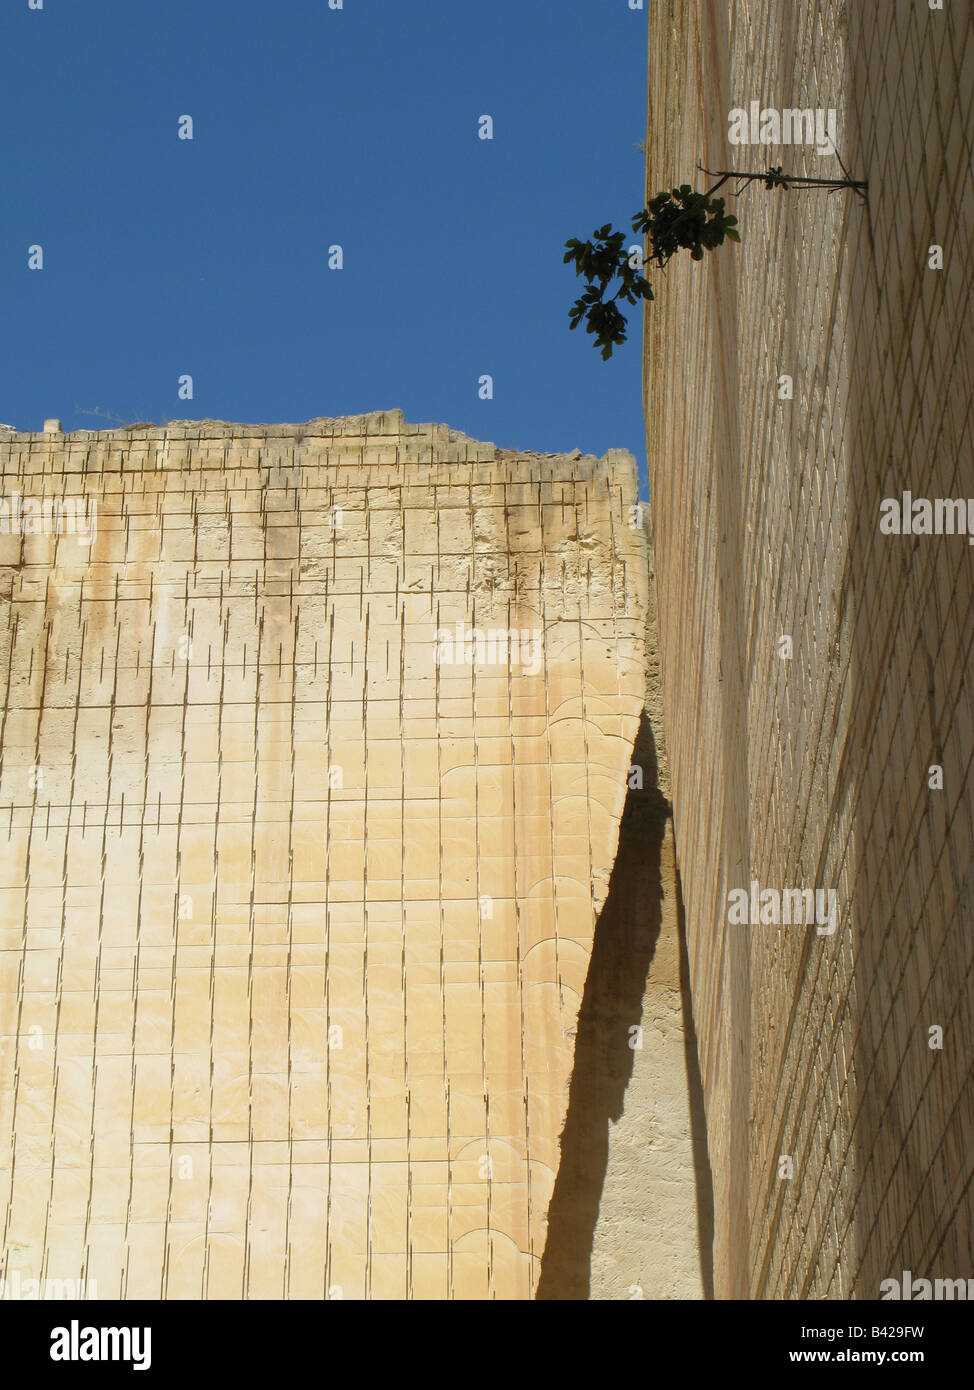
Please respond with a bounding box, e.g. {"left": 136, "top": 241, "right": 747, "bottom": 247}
{"left": 0, "top": 410, "right": 647, "bottom": 1299}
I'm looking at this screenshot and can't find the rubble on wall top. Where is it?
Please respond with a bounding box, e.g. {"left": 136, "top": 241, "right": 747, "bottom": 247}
{"left": 0, "top": 409, "right": 635, "bottom": 475}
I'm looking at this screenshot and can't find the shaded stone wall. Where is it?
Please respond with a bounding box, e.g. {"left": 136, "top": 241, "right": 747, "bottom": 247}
{"left": 644, "top": 0, "right": 973, "bottom": 1298}
{"left": 0, "top": 410, "right": 652, "bottom": 1298}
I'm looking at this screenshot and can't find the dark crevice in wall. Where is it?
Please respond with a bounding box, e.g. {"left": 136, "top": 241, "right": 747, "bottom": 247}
{"left": 536, "top": 711, "right": 713, "bottom": 1299}
{"left": 676, "top": 860, "right": 716, "bottom": 1300}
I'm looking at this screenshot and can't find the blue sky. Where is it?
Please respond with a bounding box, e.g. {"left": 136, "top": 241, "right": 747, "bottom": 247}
{"left": 1, "top": 0, "right": 648, "bottom": 481}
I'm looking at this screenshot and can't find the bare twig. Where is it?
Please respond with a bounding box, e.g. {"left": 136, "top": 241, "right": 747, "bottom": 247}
{"left": 698, "top": 163, "right": 868, "bottom": 198}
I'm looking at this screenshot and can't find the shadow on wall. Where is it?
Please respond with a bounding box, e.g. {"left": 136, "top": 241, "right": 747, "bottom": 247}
{"left": 677, "top": 860, "right": 716, "bottom": 1300}
{"left": 536, "top": 712, "right": 715, "bottom": 1299}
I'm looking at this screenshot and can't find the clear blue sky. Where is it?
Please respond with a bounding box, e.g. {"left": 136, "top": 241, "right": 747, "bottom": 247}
{"left": 2, "top": 0, "right": 648, "bottom": 482}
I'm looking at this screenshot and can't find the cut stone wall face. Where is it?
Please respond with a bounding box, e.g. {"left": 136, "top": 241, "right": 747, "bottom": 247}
{"left": 0, "top": 411, "right": 648, "bottom": 1299}
{"left": 643, "top": 0, "right": 973, "bottom": 1299}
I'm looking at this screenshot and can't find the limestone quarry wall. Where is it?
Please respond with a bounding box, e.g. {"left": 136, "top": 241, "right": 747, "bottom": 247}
{"left": 0, "top": 410, "right": 649, "bottom": 1299}
{"left": 644, "top": 1, "right": 973, "bottom": 1297}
